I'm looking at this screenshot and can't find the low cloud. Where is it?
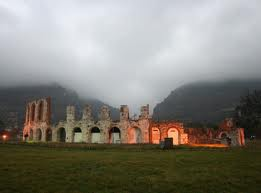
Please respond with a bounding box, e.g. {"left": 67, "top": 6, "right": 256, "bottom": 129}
{"left": 0, "top": 0, "right": 261, "bottom": 112}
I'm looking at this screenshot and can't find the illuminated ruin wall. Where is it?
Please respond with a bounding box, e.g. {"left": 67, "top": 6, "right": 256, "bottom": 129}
{"left": 23, "top": 97, "right": 51, "bottom": 142}
{"left": 22, "top": 98, "right": 245, "bottom": 146}
{"left": 183, "top": 118, "right": 245, "bottom": 146}
{"left": 23, "top": 99, "right": 150, "bottom": 144}
{"left": 149, "top": 121, "right": 188, "bottom": 145}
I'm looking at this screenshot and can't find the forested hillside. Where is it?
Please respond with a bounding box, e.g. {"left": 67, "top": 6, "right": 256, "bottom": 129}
{"left": 153, "top": 79, "right": 261, "bottom": 124}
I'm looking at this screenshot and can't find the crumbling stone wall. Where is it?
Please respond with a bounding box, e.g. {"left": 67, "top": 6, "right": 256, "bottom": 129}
{"left": 149, "top": 121, "right": 188, "bottom": 145}
{"left": 23, "top": 99, "right": 151, "bottom": 144}
{"left": 184, "top": 119, "right": 245, "bottom": 146}
{"left": 23, "top": 98, "right": 245, "bottom": 146}
{"left": 23, "top": 97, "right": 51, "bottom": 142}
{"left": 185, "top": 128, "right": 214, "bottom": 144}
{"left": 52, "top": 104, "right": 150, "bottom": 143}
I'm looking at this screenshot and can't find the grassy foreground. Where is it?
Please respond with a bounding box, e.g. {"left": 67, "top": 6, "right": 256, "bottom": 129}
{"left": 0, "top": 142, "right": 261, "bottom": 193}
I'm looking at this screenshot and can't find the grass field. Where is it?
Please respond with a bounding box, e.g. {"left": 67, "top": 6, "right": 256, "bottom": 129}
{"left": 0, "top": 142, "right": 261, "bottom": 193}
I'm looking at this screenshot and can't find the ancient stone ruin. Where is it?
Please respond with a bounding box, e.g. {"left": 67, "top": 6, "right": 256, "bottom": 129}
{"left": 23, "top": 97, "right": 245, "bottom": 146}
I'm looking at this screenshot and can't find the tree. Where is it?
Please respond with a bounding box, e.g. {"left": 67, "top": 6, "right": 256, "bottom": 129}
{"left": 234, "top": 90, "right": 261, "bottom": 137}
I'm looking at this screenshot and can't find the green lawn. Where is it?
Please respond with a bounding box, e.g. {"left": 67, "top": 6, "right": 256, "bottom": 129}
{"left": 0, "top": 142, "right": 260, "bottom": 193}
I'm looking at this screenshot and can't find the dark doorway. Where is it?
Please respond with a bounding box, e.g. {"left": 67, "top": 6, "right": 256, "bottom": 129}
{"left": 46, "top": 128, "right": 52, "bottom": 142}
{"left": 58, "top": 127, "right": 66, "bottom": 142}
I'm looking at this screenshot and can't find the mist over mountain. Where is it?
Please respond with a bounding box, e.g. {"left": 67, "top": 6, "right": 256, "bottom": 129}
{"left": 1, "top": 1, "right": 261, "bottom": 112}
{"left": 1, "top": 79, "right": 261, "bottom": 130}
{"left": 153, "top": 79, "right": 261, "bottom": 124}
{"left": 0, "top": 84, "right": 119, "bottom": 129}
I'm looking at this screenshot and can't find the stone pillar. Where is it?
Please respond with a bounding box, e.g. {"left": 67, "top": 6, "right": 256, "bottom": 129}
{"left": 52, "top": 128, "right": 57, "bottom": 142}
{"left": 66, "top": 126, "right": 73, "bottom": 142}
{"left": 35, "top": 102, "right": 40, "bottom": 123}
{"left": 33, "top": 128, "right": 37, "bottom": 141}
{"left": 25, "top": 105, "right": 29, "bottom": 124}
{"left": 120, "top": 105, "right": 129, "bottom": 121}
{"left": 139, "top": 104, "right": 149, "bottom": 119}
{"left": 41, "top": 128, "right": 46, "bottom": 142}
{"left": 99, "top": 105, "right": 111, "bottom": 121}
{"left": 44, "top": 97, "right": 51, "bottom": 124}
{"left": 66, "top": 105, "right": 76, "bottom": 122}
{"left": 29, "top": 103, "right": 33, "bottom": 124}
{"left": 82, "top": 105, "right": 92, "bottom": 121}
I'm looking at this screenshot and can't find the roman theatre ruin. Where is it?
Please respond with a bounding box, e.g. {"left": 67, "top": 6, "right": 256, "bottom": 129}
{"left": 23, "top": 97, "right": 245, "bottom": 146}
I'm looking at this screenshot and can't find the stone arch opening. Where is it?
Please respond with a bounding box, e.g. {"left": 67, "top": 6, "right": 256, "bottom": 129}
{"left": 31, "top": 103, "right": 36, "bottom": 122}
{"left": 151, "top": 127, "right": 160, "bottom": 144}
{"left": 219, "top": 131, "right": 231, "bottom": 145}
{"left": 167, "top": 128, "right": 180, "bottom": 145}
{"left": 91, "top": 127, "right": 101, "bottom": 143}
{"left": 128, "top": 127, "right": 142, "bottom": 144}
{"left": 73, "top": 127, "right": 82, "bottom": 143}
{"left": 46, "top": 128, "right": 52, "bottom": 142}
{"left": 38, "top": 101, "right": 44, "bottom": 121}
{"left": 220, "top": 132, "right": 227, "bottom": 139}
{"left": 29, "top": 129, "right": 33, "bottom": 140}
{"left": 24, "top": 133, "right": 29, "bottom": 141}
{"left": 36, "top": 128, "right": 42, "bottom": 141}
{"left": 109, "top": 127, "right": 121, "bottom": 144}
{"left": 57, "top": 127, "right": 66, "bottom": 142}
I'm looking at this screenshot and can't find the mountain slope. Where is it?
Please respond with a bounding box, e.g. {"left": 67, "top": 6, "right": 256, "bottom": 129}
{"left": 153, "top": 79, "right": 261, "bottom": 124}
{"left": 0, "top": 84, "right": 119, "bottom": 130}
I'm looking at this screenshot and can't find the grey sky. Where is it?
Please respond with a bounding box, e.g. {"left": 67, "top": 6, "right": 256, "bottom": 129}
{"left": 0, "top": 0, "right": 261, "bottom": 113}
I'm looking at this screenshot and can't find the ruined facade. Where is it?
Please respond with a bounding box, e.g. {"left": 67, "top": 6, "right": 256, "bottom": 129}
{"left": 23, "top": 98, "right": 245, "bottom": 146}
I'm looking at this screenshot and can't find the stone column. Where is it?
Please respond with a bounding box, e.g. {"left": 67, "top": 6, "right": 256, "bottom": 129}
{"left": 66, "top": 106, "right": 76, "bottom": 122}
{"left": 82, "top": 105, "right": 92, "bottom": 121}
{"left": 120, "top": 105, "right": 129, "bottom": 121}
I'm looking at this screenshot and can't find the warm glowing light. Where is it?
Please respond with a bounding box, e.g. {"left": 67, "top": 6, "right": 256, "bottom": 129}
{"left": 2, "top": 135, "right": 7, "bottom": 140}
{"left": 189, "top": 144, "right": 228, "bottom": 148}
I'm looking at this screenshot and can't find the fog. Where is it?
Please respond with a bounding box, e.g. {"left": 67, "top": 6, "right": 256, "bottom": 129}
{"left": 0, "top": 0, "right": 261, "bottom": 112}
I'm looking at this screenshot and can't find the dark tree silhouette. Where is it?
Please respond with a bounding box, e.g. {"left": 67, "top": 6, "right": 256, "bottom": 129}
{"left": 234, "top": 90, "right": 261, "bottom": 137}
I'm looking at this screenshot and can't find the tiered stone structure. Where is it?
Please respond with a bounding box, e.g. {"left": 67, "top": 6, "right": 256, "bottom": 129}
{"left": 23, "top": 97, "right": 51, "bottom": 142}
{"left": 23, "top": 97, "right": 245, "bottom": 146}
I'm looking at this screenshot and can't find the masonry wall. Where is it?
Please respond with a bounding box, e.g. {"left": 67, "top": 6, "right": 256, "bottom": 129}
{"left": 52, "top": 104, "right": 151, "bottom": 144}
{"left": 23, "top": 97, "right": 51, "bottom": 142}
{"left": 149, "top": 121, "right": 188, "bottom": 145}
{"left": 23, "top": 98, "right": 245, "bottom": 146}
{"left": 23, "top": 100, "right": 151, "bottom": 144}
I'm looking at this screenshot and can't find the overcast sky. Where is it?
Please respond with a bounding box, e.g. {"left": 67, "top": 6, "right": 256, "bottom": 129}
{"left": 0, "top": 0, "right": 261, "bottom": 113}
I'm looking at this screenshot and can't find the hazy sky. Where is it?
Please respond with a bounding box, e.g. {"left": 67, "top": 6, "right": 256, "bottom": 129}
{"left": 0, "top": 0, "right": 261, "bottom": 112}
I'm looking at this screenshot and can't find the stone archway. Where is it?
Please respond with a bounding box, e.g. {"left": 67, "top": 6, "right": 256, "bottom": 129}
{"left": 29, "top": 129, "right": 33, "bottom": 140}
{"left": 31, "top": 103, "right": 36, "bottom": 122}
{"left": 220, "top": 132, "right": 227, "bottom": 139}
{"left": 218, "top": 131, "right": 229, "bottom": 139}
{"left": 57, "top": 127, "right": 66, "bottom": 142}
{"left": 26, "top": 107, "right": 30, "bottom": 123}
{"left": 24, "top": 133, "right": 29, "bottom": 142}
{"left": 91, "top": 127, "right": 101, "bottom": 143}
{"left": 36, "top": 128, "right": 42, "bottom": 141}
{"left": 128, "top": 127, "right": 142, "bottom": 144}
{"left": 151, "top": 127, "right": 160, "bottom": 144}
{"left": 167, "top": 128, "right": 180, "bottom": 145}
{"left": 73, "top": 127, "right": 82, "bottom": 143}
{"left": 38, "top": 101, "right": 44, "bottom": 121}
{"left": 46, "top": 128, "right": 52, "bottom": 142}
{"left": 109, "top": 127, "right": 121, "bottom": 144}
{"left": 219, "top": 131, "right": 231, "bottom": 145}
